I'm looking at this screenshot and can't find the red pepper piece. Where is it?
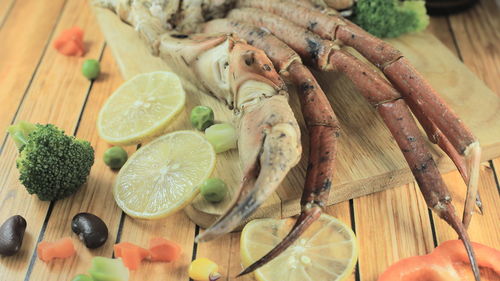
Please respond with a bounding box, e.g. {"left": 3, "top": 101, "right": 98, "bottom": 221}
{"left": 378, "top": 240, "right": 500, "bottom": 281}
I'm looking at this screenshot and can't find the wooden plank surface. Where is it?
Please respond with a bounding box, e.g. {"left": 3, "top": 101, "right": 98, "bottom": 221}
{"left": 448, "top": 0, "right": 500, "bottom": 96}
{"left": 0, "top": 0, "right": 105, "bottom": 279}
{"left": 0, "top": 1, "right": 498, "bottom": 281}
{"left": 0, "top": 0, "right": 66, "bottom": 145}
{"left": 0, "top": 0, "right": 14, "bottom": 26}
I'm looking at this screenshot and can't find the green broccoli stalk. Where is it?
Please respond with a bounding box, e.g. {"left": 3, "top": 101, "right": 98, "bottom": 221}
{"left": 8, "top": 121, "right": 95, "bottom": 201}
{"left": 353, "top": 0, "right": 430, "bottom": 38}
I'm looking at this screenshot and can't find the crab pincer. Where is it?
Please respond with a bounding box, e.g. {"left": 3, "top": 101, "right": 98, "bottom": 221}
{"left": 203, "top": 18, "right": 340, "bottom": 274}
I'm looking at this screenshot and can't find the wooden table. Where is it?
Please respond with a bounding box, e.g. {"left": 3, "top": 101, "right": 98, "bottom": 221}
{"left": 0, "top": 1, "right": 498, "bottom": 280}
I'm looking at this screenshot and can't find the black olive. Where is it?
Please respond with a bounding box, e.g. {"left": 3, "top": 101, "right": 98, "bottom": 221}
{"left": 0, "top": 215, "right": 27, "bottom": 256}
{"left": 71, "top": 213, "right": 108, "bottom": 249}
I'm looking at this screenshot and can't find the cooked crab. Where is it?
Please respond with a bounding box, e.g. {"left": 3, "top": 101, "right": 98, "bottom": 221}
{"left": 94, "top": 0, "right": 482, "bottom": 279}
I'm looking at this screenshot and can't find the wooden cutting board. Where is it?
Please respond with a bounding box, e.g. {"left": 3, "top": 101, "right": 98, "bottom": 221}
{"left": 93, "top": 7, "right": 500, "bottom": 229}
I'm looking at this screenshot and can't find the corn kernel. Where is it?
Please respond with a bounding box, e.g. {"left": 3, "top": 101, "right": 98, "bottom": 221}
{"left": 188, "top": 258, "right": 221, "bottom": 281}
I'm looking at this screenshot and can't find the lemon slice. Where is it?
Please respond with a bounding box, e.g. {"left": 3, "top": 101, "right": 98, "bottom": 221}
{"left": 241, "top": 214, "right": 358, "bottom": 281}
{"left": 98, "top": 72, "right": 185, "bottom": 145}
{"left": 114, "top": 131, "right": 216, "bottom": 219}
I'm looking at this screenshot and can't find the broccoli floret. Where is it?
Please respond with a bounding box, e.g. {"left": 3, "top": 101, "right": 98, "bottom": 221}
{"left": 8, "top": 121, "right": 95, "bottom": 201}
{"left": 354, "top": 0, "right": 430, "bottom": 38}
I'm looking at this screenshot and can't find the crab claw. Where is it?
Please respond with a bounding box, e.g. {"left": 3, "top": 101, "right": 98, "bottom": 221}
{"left": 196, "top": 95, "right": 302, "bottom": 243}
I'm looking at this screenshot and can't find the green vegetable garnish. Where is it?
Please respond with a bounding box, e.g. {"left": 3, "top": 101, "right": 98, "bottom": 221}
{"left": 205, "top": 123, "right": 237, "bottom": 153}
{"left": 72, "top": 274, "right": 93, "bottom": 281}
{"left": 7, "top": 121, "right": 94, "bottom": 201}
{"left": 190, "top": 106, "right": 214, "bottom": 131}
{"left": 89, "top": 257, "right": 129, "bottom": 281}
{"left": 354, "top": 0, "right": 429, "bottom": 38}
{"left": 200, "top": 178, "right": 228, "bottom": 203}
{"left": 82, "top": 59, "right": 100, "bottom": 80}
{"left": 103, "top": 146, "right": 128, "bottom": 169}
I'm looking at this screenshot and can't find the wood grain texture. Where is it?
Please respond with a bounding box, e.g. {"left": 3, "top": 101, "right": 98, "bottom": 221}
{"left": 353, "top": 182, "right": 435, "bottom": 281}
{"left": 494, "top": 158, "right": 500, "bottom": 184}
{"left": 93, "top": 4, "right": 500, "bottom": 230}
{"left": 0, "top": 0, "right": 104, "bottom": 279}
{"left": 195, "top": 228, "right": 235, "bottom": 281}
{"left": 0, "top": 0, "right": 66, "bottom": 145}
{"left": 0, "top": 0, "right": 14, "bottom": 26}
{"left": 448, "top": 0, "right": 500, "bottom": 96}
{"left": 433, "top": 165, "right": 500, "bottom": 246}
{"left": 426, "top": 16, "right": 458, "bottom": 56}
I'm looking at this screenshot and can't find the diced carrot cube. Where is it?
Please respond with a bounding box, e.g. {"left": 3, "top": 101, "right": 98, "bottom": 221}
{"left": 53, "top": 26, "right": 85, "bottom": 56}
{"left": 148, "top": 237, "right": 182, "bottom": 262}
{"left": 114, "top": 242, "right": 150, "bottom": 270}
{"left": 37, "top": 237, "right": 76, "bottom": 262}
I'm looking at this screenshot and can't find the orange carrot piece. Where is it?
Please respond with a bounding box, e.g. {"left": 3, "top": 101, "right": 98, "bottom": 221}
{"left": 53, "top": 26, "right": 85, "bottom": 56}
{"left": 37, "top": 237, "right": 76, "bottom": 262}
{"left": 114, "top": 242, "right": 150, "bottom": 270}
{"left": 148, "top": 237, "right": 182, "bottom": 262}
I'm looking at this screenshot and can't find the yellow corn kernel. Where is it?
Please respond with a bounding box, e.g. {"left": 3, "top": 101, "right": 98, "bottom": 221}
{"left": 188, "top": 258, "right": 221, "bottom": 281}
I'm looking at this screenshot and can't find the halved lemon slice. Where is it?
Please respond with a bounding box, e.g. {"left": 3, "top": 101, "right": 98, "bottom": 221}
{"left": 98, "top": 72, "right": 185, "bottom": 145}
{"left": 114, "top": 131, "right": 216, "bottom": 219}
{"left": 241, "top": 214, "right": 358, "bottom": 281}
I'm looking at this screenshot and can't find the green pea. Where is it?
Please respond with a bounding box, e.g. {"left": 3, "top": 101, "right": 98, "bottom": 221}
{"left": 72, "top": 274, "right": 93, "bottom": 281}
{"left": 82, "top": 59, "right": 100, "bottom": 80}
{"left": 200, "top": 178, "right": 228, "bottom": 203}
{"left": 190, "top": 106, "right": 214, "bottom": 131}
{"left": 103, "top": 146, "right": 128, "bottom": 169}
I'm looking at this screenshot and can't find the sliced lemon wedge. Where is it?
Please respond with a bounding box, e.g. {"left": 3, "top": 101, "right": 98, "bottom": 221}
{"left": 241, "top": 214, "right": 358, "bottom": 281}
{"left": 98, "top": 71, "right": 185, "bottom": 145}
{"left": 114, "top": 131, "right": 216, "bottom": 219}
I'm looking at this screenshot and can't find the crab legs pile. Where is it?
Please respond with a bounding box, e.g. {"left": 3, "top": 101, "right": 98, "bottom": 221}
{"left": 95, "top": 0, "right": 482, "bottom": 279}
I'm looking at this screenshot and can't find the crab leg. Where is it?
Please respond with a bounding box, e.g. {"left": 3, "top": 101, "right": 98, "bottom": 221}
{"left": 237, "top": 0, "right": 481, "bottom": 228}
{"left": 330, "top": 52, "right": 478, "bottom": 281}
{"left": 226, "top": 7, "right": 480, "bottom": 279}
{"left": 203, "top": 18, "right": 340, "bottom": 274}
{"left": 335, "top": 25, "right": 481, "bottom": 225}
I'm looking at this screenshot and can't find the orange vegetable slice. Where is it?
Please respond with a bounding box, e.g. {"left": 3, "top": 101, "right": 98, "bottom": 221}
{"left": 53, "top": 26, "right": 85, "bottom": 56}
{"left": 113, "top": 242, "right": 150, "bottom": 270}
{"left": 378, "top": 240, "right": 500, "bottom": 281}
{"left": 37, "top": 237, "right": 76, "bottom": 262}
{"left": 148, "top": 237, "right": 182, "bottom": 262}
